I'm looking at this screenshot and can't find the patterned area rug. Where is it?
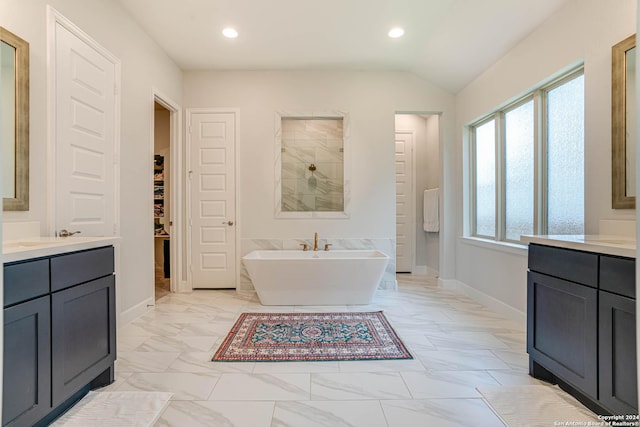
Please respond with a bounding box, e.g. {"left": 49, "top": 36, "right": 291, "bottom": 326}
{"left": 212, "top": 311, "right": 412, "bottom": 362}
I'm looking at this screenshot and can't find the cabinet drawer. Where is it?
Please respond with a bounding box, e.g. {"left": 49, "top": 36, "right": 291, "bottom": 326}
{"left": 4, "top": 259, "right": 49, "bottom": 307}
{"left": 51, "top": 246, "right": 114, "bottom": 292}
{"left": 528, "top": 244, "right": 598, "bottom": 288}
{"left": 600, "top": 255, "right": 635, "bottom": 298}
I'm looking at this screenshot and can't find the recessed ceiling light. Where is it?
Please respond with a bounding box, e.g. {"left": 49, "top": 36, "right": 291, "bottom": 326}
{"left": 222, "top": 27, "right": 238, "bottom": 38}
{"left": 388, "top": 27, "right": 405, "bottom": 38}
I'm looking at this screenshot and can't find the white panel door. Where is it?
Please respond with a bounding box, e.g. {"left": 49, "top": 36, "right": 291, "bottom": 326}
{"left": 54, "top": 22, "right": 117, "bottom": 236}
{"left": 188, "top": 111, "right": 236, "bottom": 288}
{"left": 395, "top": 132, "right": 414, "bottom": 273}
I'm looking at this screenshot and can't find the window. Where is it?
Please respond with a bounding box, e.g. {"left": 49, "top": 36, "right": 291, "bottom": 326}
{"left": 470, "top": 69, "right": 584, "bottom": 242}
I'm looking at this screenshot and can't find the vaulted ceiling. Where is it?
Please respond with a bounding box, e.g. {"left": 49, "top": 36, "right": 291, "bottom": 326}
{"left": 118, "top": 0, "right": 570, "bottom": 93}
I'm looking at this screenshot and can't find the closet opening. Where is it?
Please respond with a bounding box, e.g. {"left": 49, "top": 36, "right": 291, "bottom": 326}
{"left": 154, "top": 101, "right": 171, "bottom": 299}
{"left": 394, "top": 113, "right": 441, "bottom": 277}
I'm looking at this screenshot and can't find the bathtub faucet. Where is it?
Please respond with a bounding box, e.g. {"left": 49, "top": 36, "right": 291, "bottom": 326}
{"left": 313, "top": 232, "right": 320, "bottom": 251}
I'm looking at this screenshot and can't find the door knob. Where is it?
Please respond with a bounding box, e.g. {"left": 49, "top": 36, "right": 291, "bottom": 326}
{"left": 223, "top": 221, "right": 234, "bottom": 226}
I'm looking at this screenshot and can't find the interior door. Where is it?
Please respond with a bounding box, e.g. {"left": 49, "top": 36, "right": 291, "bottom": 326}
{"left": 395, "top": 131, "right": 414, "bottom": 273}
{"left": 188, "top": 111, "right": 236, "bottom": 288}
{"left": 54, "top": 22, "right": 118, "bottom": 236}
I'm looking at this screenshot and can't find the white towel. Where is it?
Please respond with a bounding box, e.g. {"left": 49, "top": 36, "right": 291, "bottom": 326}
{"left": 423, "top": 188, "right": 439, "bottom": 232}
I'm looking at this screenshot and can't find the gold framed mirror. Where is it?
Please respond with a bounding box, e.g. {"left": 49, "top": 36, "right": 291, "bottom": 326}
{"left": 1, "top": 26, "right": 29, "bottom": 211}
{"left": 612, "top": 34, "right": 636, "bottom": 209}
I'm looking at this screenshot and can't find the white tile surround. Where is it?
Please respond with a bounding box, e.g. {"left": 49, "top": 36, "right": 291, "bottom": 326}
{"left": 239, "top": 238, "right": 397, "bottom": 291}
{"left": 103, "top": 274, "right": 597, "bottom": 426}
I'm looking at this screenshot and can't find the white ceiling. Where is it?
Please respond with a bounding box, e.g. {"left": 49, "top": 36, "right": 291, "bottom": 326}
{"left": 118, "top": 0, "right": 570, "bottom": 93}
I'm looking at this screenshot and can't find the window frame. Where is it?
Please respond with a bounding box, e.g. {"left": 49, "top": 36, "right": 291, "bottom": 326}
{"left": 469, "top": 67, "right": 585, "bottom": 243}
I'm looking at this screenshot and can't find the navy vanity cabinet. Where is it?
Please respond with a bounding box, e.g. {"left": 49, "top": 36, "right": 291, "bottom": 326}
{"left": 2, "top": 258, "right": 52, "bottom": 427}
{"left": 598, "top": 255, "right": 637, "bottom": 415}
{"left": 527, "top": 243, "right": 638, "bottom": 415}
{"left": 50, "top": 247, "right": 116, "bottom": 407}
{"left": 2, "top": 245, "right": 116, "bottom": 427}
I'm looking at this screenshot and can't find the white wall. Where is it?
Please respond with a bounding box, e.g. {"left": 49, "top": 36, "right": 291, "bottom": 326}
{"left": 395, "top": 114, "right": 440, "bottom": 274}
{"left": 452, "top": 0, "right": 637, "bottom": 318}
{"left": 0, "top": 0, "right": 183, "bottom": 322}
{"left": 184, "top": 71, "right": 454, "bottom": 273}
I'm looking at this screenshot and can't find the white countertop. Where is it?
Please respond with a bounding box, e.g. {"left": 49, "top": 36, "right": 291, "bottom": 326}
{"left": 520, "top": 234, "right": 636, "bottom": 258}
{"left": 3, "top": 236, "right": 121, "bottom": 263}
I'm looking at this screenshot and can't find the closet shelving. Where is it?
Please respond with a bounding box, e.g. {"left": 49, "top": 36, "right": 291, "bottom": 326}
{"left": 154, "top": 155, "right": 169, "bottom": 237}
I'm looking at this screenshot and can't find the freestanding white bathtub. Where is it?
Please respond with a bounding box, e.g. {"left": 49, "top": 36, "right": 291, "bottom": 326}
{"left": 242, "top": 250, "right": 390, "bottom": 305}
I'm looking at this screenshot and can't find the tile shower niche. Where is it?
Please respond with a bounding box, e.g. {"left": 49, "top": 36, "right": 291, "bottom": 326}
{"left": 275, "top": 112, "right": 350, "bottom": 218}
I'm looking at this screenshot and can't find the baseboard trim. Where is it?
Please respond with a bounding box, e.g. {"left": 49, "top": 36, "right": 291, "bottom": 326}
{"left": 118, "top": 297, "right": 154, "bottom": 328}
{"left": 437, "top": 278, "right": 525, "bottom": 325}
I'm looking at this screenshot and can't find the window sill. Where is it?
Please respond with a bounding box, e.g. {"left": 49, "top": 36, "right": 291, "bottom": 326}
{"left": 459, "top": 236, "right": 528, "bottom": 257}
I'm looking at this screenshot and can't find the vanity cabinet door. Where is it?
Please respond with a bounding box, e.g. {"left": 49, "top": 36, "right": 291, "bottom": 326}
{"left": 51, "top": 275, "right": 116, "bottom": 406}
{"left": 599, "top": 291, "right": 637, "bottom": 414}
{"left": 3, "top": 296, "right": 51, "bottom": 427}
{"left": 527, "top": 271, "right": 598, "bottom": 398}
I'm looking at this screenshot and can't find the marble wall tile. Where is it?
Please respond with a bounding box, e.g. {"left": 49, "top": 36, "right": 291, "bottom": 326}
{"left": 275, "top": 112, "right": 350, "bottom": 219}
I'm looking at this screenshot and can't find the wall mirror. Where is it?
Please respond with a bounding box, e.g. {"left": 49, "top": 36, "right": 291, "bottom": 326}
{"left": 1, "top": 26, "right": 29, "bottom": 211}
{"left": 275, "top": 111, "right": 350, "bottom": 218}
{"left": 612, "top": 33, "right": 636, "bottom": 209}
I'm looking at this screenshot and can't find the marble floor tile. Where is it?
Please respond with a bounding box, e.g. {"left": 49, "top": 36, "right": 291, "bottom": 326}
{"left": 381, "top": 398, "right": 506, "bottom": 427}
{"left": 493, "top": 332, "right": 527, "bottom": 351}
{"left": 491, "top": 349, "right": 530, "bottom": 370}
{"left": 271, "top": 400, "right": 387, "bottom": 427}
{"left": 252, "top": 361, "right": 341, "bottom": 374}
{"left": 337, "top": 359, "right": 426, "bottom": 373}
{"left": 425, "top": 331, "right": 511, "bottom": 351}
{"left": 399, "top": 334, "right": 438, "bottom": 352}
{"left": 209, "top": 373, "right": 310, "bottom": 401}
{"left": 401, "top": 370, "right": 500, "bottom": 398}
{"left": 101, "top": 273, "right": 599, "bottom": 426}
{"left": 138, "top": 311, "right": 216, "bottom": 324}
{"left": 155, "top": 400, "right": 274, "bottom": 427}
{"left": 117, "top": 372, "right": 220, "bottom": 400}
{"left": 478, "top": 385, "right": 601, "bottom": 426}
{"left": 168, "top": 352, "right": 255, "bottom": 374}
{"left": 414, "top": 349, "right": 512, "bottom": 371}
{"left": 310, "top": 372, "right": 412, "bottom": 400}
{"left": 487, "top": 370, "right": 550, "bottom": 386}
{"left": 119, "top": 322, "right": 184, "bottom": 337}
{"left": 117, "top": 335, "right": 150, "bottom": 352}
{"left": 116, "top": 351, "right": 181, "bottom": 373}
{"left": 135, "top": 335, "right": 218, "bottom": 353}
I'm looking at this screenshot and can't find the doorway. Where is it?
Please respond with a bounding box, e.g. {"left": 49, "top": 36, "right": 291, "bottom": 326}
{"left": 395, "top": 113, "right": 440, "bottom": 276}
{"left": 154, "top": 102, "right": 171, "bottom": 299}
{"left": 152, "top": 91, "right": 183, "bottom": 300}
